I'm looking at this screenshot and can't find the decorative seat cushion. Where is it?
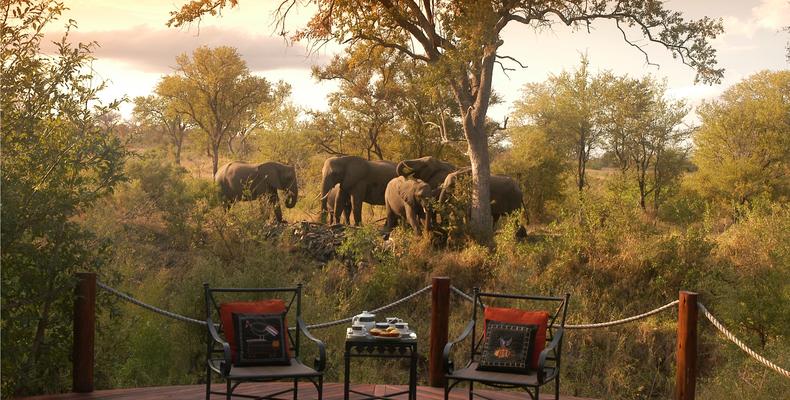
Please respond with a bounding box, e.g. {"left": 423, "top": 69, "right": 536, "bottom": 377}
{"left": 232, "top": 312, "right": 290, "bottom": 366}
{"left": 219, "top": 299, "right": 291, "bottom": 363}
{"left": 478, "top": 321, "right": 537, "bottom": 373}
{"left": 483, "top": 307, "right": 549, "bottom": 369}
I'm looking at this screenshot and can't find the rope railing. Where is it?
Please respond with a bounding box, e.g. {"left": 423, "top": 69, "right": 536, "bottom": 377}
{"left": 564, "top": 300, "right": 680, "bottom": 329}
{"left": 302, "top": 285, "right": 432, "bottom": 330}
{"left": 450, "top": 285, "right": 680, "bottom": 329}
{"left": 698, "top": 303, "right": 790, "bottom": 379}
{"left": 97, "top": 281, "right": 209, "bottom": 326}
{"left": 97, "top": 280, "right": 431, "bottom": 330}
{"left": 450, "top": 285, "right": 474, "bottom": 302}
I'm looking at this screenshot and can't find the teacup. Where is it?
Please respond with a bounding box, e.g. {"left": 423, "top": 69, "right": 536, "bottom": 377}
{"left": 394, "top": 322, "right": 409, "bottom": 332}
{"left": 386, "top": 317, "right": 401, "bottom": 325}
{"left": 375, "top": 322, "right": 389, "bottom": 329}
{"left": 351, "top": 325, "right": 366, "bottom": 335}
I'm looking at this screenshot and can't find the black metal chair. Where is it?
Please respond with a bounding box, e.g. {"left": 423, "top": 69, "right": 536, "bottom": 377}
{"left": 443, "top": 288, "right": 570, "bottom": 400}
{"left": 204, "top": 283, "right": 326, "bottom": 400}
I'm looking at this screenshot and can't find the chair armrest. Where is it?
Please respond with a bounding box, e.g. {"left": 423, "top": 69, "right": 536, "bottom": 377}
{"left": 443, "top": 319, "right": 475, "bottom": 374}
{"left": 207, "top": 318, "right": 231, "bottom": 376}
{"left": 537, "top": 328, "right": 564, "bottom": 384}
{"left": 298, "top": 317, "right": 326, "bottom": 372}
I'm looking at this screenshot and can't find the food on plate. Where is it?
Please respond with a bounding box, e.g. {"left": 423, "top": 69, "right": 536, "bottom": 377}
{"left": 369, "top": 327, "right": 400, "bottom": 337}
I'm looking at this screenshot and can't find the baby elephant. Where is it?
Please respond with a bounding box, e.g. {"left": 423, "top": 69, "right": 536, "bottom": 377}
{"left": 385, "top": 176, "right": 433, "bottom": 233}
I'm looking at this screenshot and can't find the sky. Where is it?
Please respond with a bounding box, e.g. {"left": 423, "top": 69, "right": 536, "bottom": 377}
{"left": 42, "top": 0, "right": 790, "bottom": 122}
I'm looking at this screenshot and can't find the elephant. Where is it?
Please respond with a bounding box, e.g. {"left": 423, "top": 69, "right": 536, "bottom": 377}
{"left": 320, "top": 156, "right": 397, "bottom": 225}
{"left": 324, "top": 184, "right": 351, "bottom": 225}
{"left": 438, "top": 167, "right": 523, "bottom": 226}
{"left": 215, "top": 161, "right": 298, "bottom": 223}
{"left": 396, "top": 156, "right": 458, "bottom": 192}
{"left": 384, "top": 176, "right": 434, "bottom": 233}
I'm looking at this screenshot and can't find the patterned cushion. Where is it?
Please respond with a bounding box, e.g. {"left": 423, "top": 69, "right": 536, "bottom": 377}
{"left": 219, "top": 299, "right": 291, "bottom": 363}
{"left": 478, "top": 320, "right": 537, "bottom": 373}
{"left": 232, "top": 313, "right": 291, "bottom": 366}
{"left": 483, "top": 307, "right": 549, "bottom": 369}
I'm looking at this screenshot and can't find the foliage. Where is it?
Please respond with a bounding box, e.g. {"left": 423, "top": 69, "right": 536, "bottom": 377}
{"left": 691, "top": 70, "right": 790, "bottom": 215}
{"left": 132, "top": 92, "right": 191, "bottom": 165}
{"left": 156, "top": 46, "right": 273, "bottom": 175}
{"left": 0, "top": 1, "right": 127, "bottom": 395}
{"left": 513, "top": 60, "right": 691, "bottom": 212}
{"left": 310, "top": 43, "right": 469, "bottom": 164}
{"left": 602, "top": 76, "right": 691, "bottom": 210}
{"left": 493, "top": 126, "right": 567, "bottom": 221}
{"left": 513, "top": 55, "right": 608, "bottom": 192}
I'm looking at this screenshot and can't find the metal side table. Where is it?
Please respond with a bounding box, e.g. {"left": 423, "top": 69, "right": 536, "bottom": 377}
{"left": 343, "top": 331, "right": 418, "bottom": 400}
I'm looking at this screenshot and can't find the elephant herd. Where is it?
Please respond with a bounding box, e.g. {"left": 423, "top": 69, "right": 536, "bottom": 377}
{"left": 215, "top": 155, "right": 524, "bottom": 233}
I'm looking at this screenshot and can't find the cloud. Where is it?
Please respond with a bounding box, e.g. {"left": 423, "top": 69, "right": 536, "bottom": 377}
{"left": 753, "top": 0, "right": 790, "bottom": 30}
{"left": 720, "top": 0, "right": 790, "bottom": 39}
{"left": 42, "top": 26, "right": 330, "bottom": 73}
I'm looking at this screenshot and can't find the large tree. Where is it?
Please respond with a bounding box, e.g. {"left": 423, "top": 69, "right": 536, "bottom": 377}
{"left": 692, "top": 70, "right": 790, "bottom": 209}
{"left": 170, "top": 0, "right": 723, "bottom": 242}
{"left": 133, "top": 85, "right": 191, "bottom": 165}
{"left": 157, "top": 46, "right": 271, "bottom": 175}
{"left": 513, "top": 55, "right": 608, "bottom": 192}
{"left": 606, "top": 77, "right": 690, "bottom": 210}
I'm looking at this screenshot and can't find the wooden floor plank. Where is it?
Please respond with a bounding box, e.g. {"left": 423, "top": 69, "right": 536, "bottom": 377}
{"left": 19, "top": 383, "right": 594, "bottom": 400}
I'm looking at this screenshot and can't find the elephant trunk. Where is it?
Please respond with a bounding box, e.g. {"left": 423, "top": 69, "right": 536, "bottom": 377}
{"left": 284, "top": 182, "right": 298, "bottom": 208}
{"left": 319, "top": 177, "right": 335, "bottom": 223}
{"left": 396, "top": 161, "right": 413, "bottom": 178}
{"left": 423, "top": 201, "right": 434, "bottom": 233}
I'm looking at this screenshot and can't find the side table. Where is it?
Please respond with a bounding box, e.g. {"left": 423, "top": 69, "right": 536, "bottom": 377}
{"left": 343, "top": 333, "right": 418, "bottom": 400}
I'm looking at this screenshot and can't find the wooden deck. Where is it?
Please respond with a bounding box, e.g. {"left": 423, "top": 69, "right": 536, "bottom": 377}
{"left": 21, "top": 382, "right": 593, "bottom": 399}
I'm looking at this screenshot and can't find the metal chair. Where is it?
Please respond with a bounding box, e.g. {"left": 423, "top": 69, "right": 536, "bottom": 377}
{"left": 204, "top": 283, "right": 325, "bottom": 400}
{"left": 443, "top": 288, "right": 570, "bottom": 400}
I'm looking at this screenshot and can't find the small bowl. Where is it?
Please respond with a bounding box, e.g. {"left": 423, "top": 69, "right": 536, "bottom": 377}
{"left": 394, "top": 322, "right": 408, "bottom": 331}
{"left": 375, "top": 322, "right": 389, "bottom": 329}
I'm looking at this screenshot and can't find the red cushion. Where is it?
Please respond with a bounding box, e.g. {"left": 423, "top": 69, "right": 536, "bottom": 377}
{"left": 219, "top": 299, "right": 291, "bottom": 362}
{"left": 484, "top": 307, "right": 549, "bottom": 369}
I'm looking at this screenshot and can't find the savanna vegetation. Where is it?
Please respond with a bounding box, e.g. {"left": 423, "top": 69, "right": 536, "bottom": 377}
{"left": 2, "top": 1, "right": 788, "bottom": 399}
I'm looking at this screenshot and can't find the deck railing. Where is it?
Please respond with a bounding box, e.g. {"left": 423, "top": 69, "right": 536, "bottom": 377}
{"left": 72, "top": 272, "right": 789, "bottom": 399}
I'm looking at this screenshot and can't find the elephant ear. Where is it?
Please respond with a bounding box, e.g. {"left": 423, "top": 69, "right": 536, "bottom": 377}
{"left": 259, "top": 164, "right": 280, "bottom": 189}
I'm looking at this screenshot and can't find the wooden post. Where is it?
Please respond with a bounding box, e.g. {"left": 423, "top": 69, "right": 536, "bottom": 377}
{"left": 675, "top": 291, "right": 698, "bottom": 400}
{"left": 429, "top": 276, "right": 450, "bottom": 387}
{"left": 73, "top": 272, "right": 96, "bottom": 393}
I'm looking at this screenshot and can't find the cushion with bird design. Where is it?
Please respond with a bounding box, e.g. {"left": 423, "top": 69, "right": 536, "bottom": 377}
{"left": 231, "top": 312, "right": 290, "bottom": 366}
{"left": 477, "top": 320, "right": 537, "bottom": 373}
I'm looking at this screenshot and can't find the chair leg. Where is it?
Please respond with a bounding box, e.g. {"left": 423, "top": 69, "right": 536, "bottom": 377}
{"left": 444, "top": 380, "right": 450, "bottom": 400}
{"left": 469, "top": 381, "right": 474, "bottom": 400}
{"left": 293, "top": 378, "right": 298, "bottom": 400}
{"left": 226, "top": 379, "right": 232, "bottom": 400}
{"left": 205, "top": 366, "right": 211, "bottom": 400}
{"left": 555, "top": 375, "right": 560, "bottom": 400}
{"left": 318, "top": 376, "right": 323, "bottom": 400}
{"left": 534, "top": 386, "right": 539, "bottom": 400}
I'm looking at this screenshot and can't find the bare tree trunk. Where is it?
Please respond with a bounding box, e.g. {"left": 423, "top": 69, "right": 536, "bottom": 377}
{"left": 227, "top": 135, "right": 236, "bottom": 155}
{"left": 174, "top": 141, "right": 182, "bottom": 165}
{"left": 577, "top": 137, "right": 585, "bottom": 191}
{"left": 465, "top": 120, "right": 493, "bottom": 244}
{"left": 212, "top": 141, "right": 221, "bottom": 177}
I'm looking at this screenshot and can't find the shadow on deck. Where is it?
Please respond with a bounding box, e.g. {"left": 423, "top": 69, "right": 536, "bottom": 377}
{"left": 21, "top": 382, "right": 595, "bottom": 399}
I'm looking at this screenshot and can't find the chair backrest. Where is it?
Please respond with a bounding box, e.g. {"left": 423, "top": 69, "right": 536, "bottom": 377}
{"left": 468, "top": 288, "right": 570, "bottom": 364}
{"left": 204, "top": 283, "right": 303, "bottom": 358}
